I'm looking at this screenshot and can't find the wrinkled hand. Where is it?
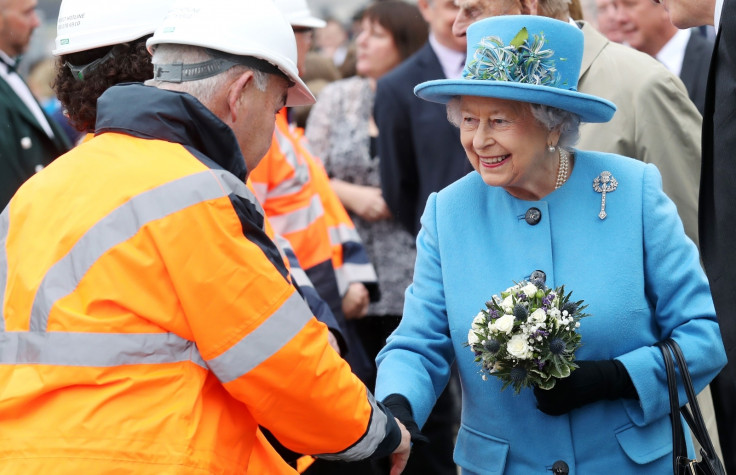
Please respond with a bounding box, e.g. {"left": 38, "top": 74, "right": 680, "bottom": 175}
{"left": 342, "top": 282, "right": 369, "bottom": 319}
{"left": 390, "top": 418, "right": 411, "bottom": 475}
{"left": 353, "top": 187, "right": 392, "bottom": 222}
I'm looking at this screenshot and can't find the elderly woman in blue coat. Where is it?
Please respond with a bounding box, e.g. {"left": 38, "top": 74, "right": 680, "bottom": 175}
{"left": 375, "top": 15, "right": 726, "bottom": 475}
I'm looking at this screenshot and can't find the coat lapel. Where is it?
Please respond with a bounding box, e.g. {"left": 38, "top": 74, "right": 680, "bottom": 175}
{"left": 0, "top": 75, "right": 49, "bottom": 137}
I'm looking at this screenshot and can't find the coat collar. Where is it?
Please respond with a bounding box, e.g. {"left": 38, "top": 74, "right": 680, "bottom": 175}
{"left": 95, "top": 83, "right": 247, "bottom": 181}
{"left": 577, "top": 21, "right": 607, "bottom": 81}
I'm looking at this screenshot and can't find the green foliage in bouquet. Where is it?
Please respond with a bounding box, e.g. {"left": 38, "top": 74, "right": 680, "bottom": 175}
{"left": 467, "top": 279, "right": 589, "bottom": 394}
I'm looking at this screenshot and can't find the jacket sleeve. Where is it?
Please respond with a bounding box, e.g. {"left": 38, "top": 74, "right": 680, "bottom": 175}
{"left": 616, "top": 164, "right": 726, "bottom": 425}
{"left": 375, "top": 192, "right": 455, "bottom": 427}
{"left": 374, "top": 76, "right": 421, "bottom": 235}
{"left": 160, "top": 174, "right": 399, "bottom": 459}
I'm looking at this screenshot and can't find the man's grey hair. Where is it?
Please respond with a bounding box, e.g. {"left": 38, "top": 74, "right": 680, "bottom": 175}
{"left": 145, "top": 44, "right": 270, "bottom": 106}
{"left": 446, "top": 96, "right": 581, "bottom": 148}
{"left": 537, "top": 0, "right": 573, "bottom": 21}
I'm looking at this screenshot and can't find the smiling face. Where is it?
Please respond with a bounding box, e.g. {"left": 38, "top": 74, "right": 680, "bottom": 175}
{"left": 615, "top": 0, "right": 677, "bottom": 56}
{"left": 458, "top": 95, "right": 560, "bottom": 200}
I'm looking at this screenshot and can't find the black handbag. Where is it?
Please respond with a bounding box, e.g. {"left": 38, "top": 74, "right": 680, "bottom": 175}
{"left": 656, "top": 339, "right": 726, "bottom": 475}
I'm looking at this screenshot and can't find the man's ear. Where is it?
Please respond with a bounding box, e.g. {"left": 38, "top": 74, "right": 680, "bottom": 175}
{"left": 226, "top": 70, "right": 255, "bottom": 123}
{"left": 521, "top": 0, "right": 539, "bottom": 15}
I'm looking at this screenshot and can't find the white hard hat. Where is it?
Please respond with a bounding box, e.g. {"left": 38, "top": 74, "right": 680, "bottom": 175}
{"left": 273, "top": 0, "right": 326, "bottom": 28}
{"left": 147, "top": 0, "right": 315, "bottom": 107}
{"left": 53, "top": 0, "right": 173, "bottom": 56}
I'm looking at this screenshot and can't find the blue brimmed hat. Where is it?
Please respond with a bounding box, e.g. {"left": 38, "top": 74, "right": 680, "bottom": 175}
{"left": 414, "top": 16, "right": 616, "bottom": 123}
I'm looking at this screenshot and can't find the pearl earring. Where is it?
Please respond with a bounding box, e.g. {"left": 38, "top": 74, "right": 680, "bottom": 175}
{"left": 548, "top": 145, "right": 556, "bottom": 153}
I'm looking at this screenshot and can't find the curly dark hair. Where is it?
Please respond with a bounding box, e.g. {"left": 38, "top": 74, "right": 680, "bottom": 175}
{"left": 53, "top": 36, "right": 153, "bottom": 133}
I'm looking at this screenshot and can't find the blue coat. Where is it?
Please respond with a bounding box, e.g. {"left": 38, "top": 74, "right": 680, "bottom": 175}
{"left": 375, "top": 150, "right": 726, "bottom": 474}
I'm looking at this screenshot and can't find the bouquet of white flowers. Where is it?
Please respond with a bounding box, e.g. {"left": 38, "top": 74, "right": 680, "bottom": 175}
{"left": 467, "top": 278, "right": 588, "bottom": 394}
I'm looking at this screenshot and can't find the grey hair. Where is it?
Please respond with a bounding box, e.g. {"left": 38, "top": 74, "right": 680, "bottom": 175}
{"left": 145, "top": 44, "right": 270, "bottom": 105}
{"left": 446, "top": 96, "right": 581, "bottom": 148}
{"left": 537, "top": 0, "right": 572, "bottom": 21}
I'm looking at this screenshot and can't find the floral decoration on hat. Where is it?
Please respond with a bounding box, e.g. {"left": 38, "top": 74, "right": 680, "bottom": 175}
{"left": 464, "top": 27, "right": 565, "bottom": 88}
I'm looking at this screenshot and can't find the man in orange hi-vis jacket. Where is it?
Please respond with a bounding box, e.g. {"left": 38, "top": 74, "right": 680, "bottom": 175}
{"left": 0, "top": 1, "right": 410, "bottom": 473}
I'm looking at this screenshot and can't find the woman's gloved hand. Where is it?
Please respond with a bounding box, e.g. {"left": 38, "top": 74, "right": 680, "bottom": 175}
{"left": 382, "top": 394, "right": 430, "bottom": 445}
{"left": 533, "top": 360, "right": 638, "bottom": 416}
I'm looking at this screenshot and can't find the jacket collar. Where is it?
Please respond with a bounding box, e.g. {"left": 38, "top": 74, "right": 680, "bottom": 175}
{"left": 95, "top": 83, "right": 247, "bottom": 181}
{"left": 577, "top": 21, "right": 607, "bottom": 81}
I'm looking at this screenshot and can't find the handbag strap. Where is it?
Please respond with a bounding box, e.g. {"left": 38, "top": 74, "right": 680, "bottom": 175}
{"left": 657, "top": 340, "right": 687, "bottom": 473}
{"left": 663, "top": 339, "right": 722, "bottom": 465}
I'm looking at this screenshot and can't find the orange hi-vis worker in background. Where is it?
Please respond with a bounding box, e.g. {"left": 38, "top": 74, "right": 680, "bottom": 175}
{"left": 250, "top": 110, "right": 380, "bottom": 384}
{"left": 0, "top": 1, "right": 410, "bottom": 473}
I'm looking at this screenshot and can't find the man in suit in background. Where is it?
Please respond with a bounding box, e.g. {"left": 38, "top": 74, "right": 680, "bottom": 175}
{"left": 376, "top": 0, "right": 470, "bottom": 237}
{"left": 663, "top": 0, "right": 736, "bottom": 472}
{"left": 374, "top": 2, "right": 465, "bottom": 473}
{"left": 614, "top": 0, "right": 714, "bottom": 113}
{"left": 0, "top": 0, "right": 70, "bottom": 208}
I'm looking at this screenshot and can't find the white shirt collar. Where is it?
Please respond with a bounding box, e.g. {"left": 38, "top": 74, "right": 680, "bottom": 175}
{"left": 428, "top": 33, "right": 466, "bottom": 79}
{"left": 715, "top": 0, "right": 724, "bottom": 31}
{"left": 0, "top": 50, "right": 16, "bottom": 68}
{"left": 656, "top": 28, "right": 691, "bottom": 76}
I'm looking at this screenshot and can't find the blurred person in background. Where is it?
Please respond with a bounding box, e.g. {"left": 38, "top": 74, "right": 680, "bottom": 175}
{"left": 661, "top": 0, "right": 736, "bottom": 470}
{"left": 0, "top": 0, "right": 70, "bottom": 208}
{"left": 373, "top": 0, "right": 466, "bottom": 473}
{"left": 614, "top": 0, "right": 713, "bottom": 113}
{"left": 595, "top": 0, "right": 625, "bottom": 42}
{"left": 306, "top": 0, "right": 427, "bottom": 384}
{"left": 315, "top": 17, "right": 350, "bottom": 70}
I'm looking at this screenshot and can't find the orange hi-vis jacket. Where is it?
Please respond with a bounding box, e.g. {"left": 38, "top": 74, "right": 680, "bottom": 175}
{"left": 250, "top": 111, "right": 379, "bottom": 304}
{"left": 0, "top": 84, "right": 399, "bottom": 473}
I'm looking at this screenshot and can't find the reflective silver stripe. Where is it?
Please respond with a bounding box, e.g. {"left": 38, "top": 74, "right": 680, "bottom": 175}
{"left": 30, "top": 170, "right": 259, "bottom": 332}
{"left": 0, "top": 331, "right": 206, "bottom": 368}
{"left": 266, "top": 130, "right": 310, "bottom": 199}
{"left": 272, "top": 234, "right": 312, "bottom": 289}
{"left": 268, "top": 194, "right": 324, "bottom": 235}
{"left": 328, "top": 224, "right": 362, "bottom": 247}
{"left": 335, "top": 263, "right": 379, "bottom": 296}
{"left": 317, "top": 392, "right": 388, "bottom": 461}
{"left": 214, "top": 169, "right": 266, "bottom": 217}
{"left": 288, "top": 265, "right": 312, "bottom": 289}
{"left": 0, "top": 207, "right": 9, "bottom": 332}
{"left": 250, "top": 181, "right": 268, "bottom": 203}
{"left": 207, "top": 291, "right": 312, "bottom": 384}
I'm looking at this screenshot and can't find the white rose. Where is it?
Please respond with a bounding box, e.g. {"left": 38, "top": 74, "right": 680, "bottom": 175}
{"left": 468, "top": 329, "right": 480, "bottom": 346}
{"left": 507, "top": 334, "right": 531, "bottom": 359}
{"left": 472, "top": 312, "right": 486, "bottom": 330}
{"left": 494, "top": 314, "right": 515, "bottom": 334}
{"left": 522, "top": 283, "right": 538, "bottom": 298}
{"left": 502, "top": 295, "right": 514, "bottom": 312}
{"left": 530, "top": 308, "right": 547, "bottom": 323}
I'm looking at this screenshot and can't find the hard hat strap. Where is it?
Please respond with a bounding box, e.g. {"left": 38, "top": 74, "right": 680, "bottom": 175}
{"left": 65, "top": 44, "right": 127, "bottom": 82}
{"left": 154, "top": 49, "right": 293, "bottom": 86}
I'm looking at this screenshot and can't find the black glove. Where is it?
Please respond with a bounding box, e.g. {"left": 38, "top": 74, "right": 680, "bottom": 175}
{"left": 533, "top": 360, "right": 638, "bottom": 416}
{"left": 382, "top": 394, "right": 430, "bottom": 445}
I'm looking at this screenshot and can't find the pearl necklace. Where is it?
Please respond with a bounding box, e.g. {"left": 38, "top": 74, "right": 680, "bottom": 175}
{"left": 555, "top": 147, "right": 569, "bottom": 190}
